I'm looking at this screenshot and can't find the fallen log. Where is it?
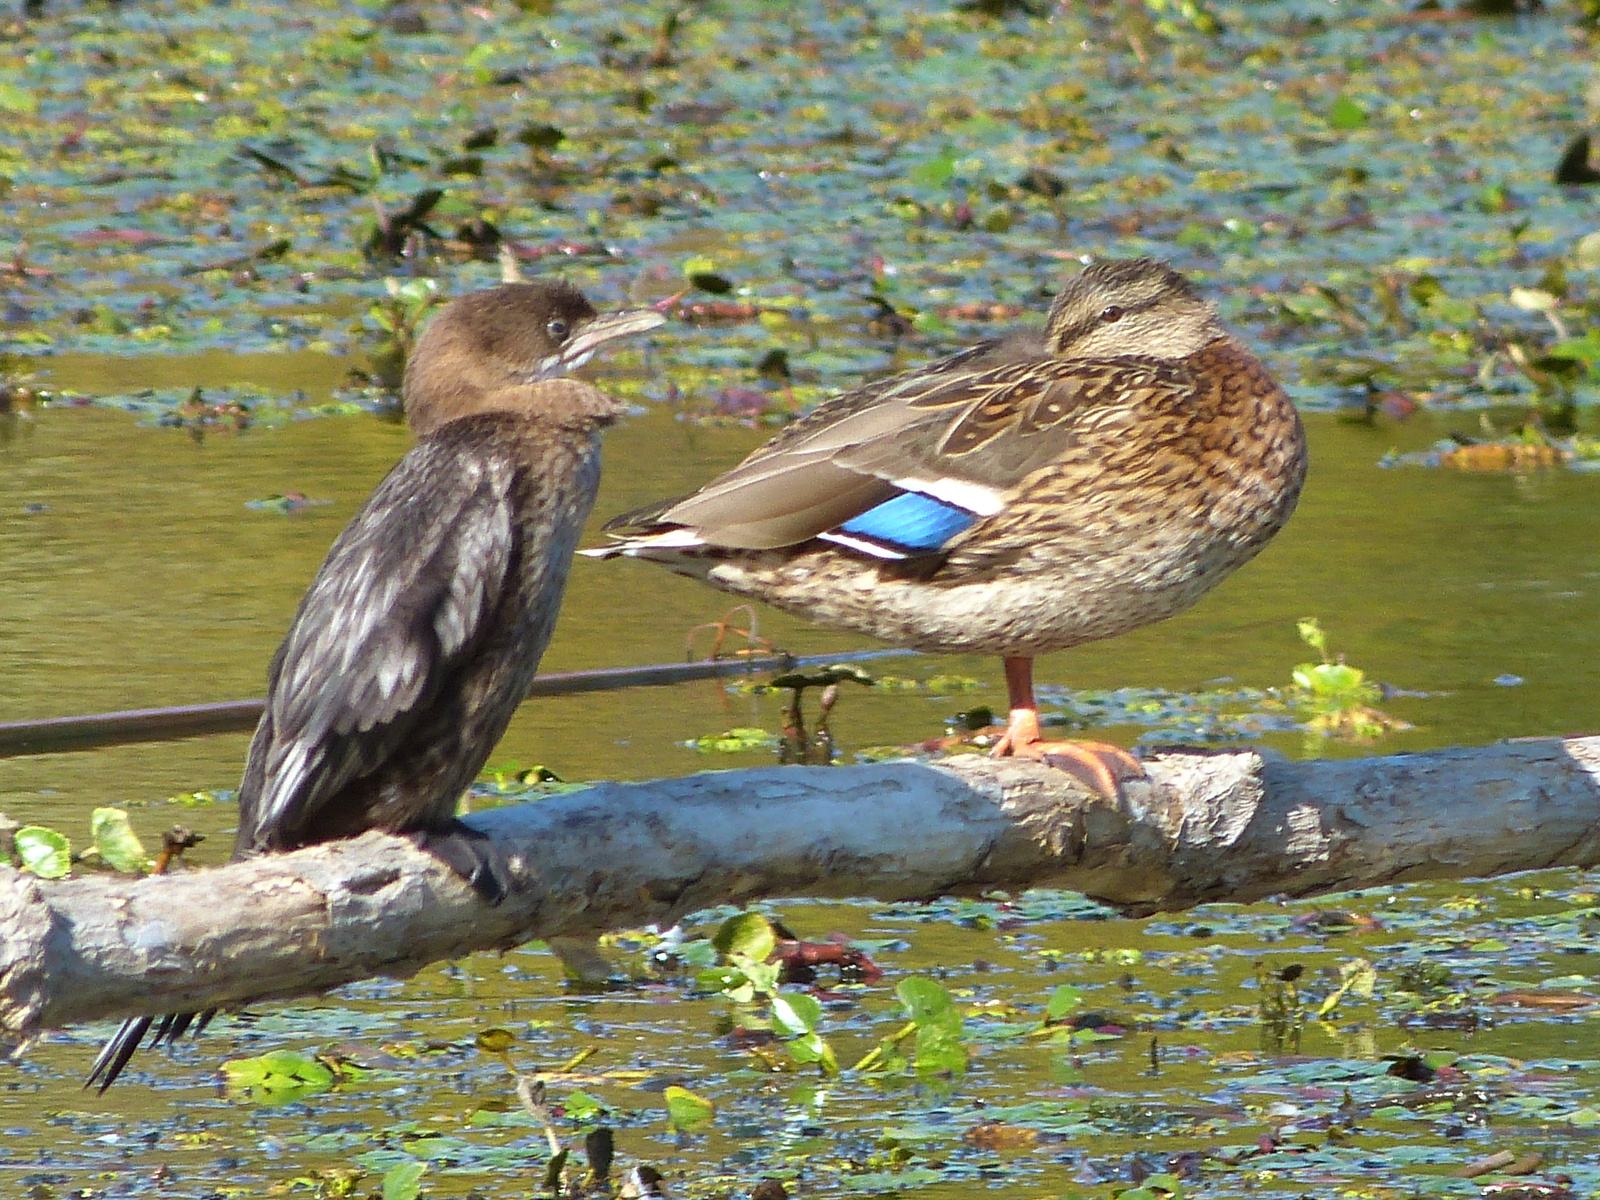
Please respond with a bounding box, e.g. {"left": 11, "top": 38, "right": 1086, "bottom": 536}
{"left": 5, "top": 736, "right": 1600, "bottom": 1048}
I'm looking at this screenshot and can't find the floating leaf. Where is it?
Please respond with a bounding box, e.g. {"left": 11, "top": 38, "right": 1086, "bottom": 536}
{"left": 663, "top": 1085, "right": 715, "bottom": 1131}
{"left": 686, "top": 727, "right": 778, "bottom": 753}
{"left": 911, "top": 148, "right": 957, "bottom": 187}
{"left": 696, "top": 965, "right": 755, "bottom": 1002}
{"left": 910, "top": 1020, "right": 969, "bottom": 1077}
{"left": 475, "top": 1027, "right": 517, "bottom": 1053}
{"left": 1573, "top": 230, "right": 1600, "bottom": 270}
{"left": 713, "top": 912, "right": 777, "bottom": 961}
{"left": 1510, "top": 287, "right": 1560, "bottom": 313}
{"left": 896, "top": 977, "right": 955, "bottom": 1024}
{"left": 0, "top": 83, "right": 38, "bottom": 115}
{"left": 1327, "top": 95, "right": 1368, "bottom": 130}
{"left": 222, "top": 1050, "right": 337, "bottom": 1101}
{"left": 89, "top": 808, "right": 149, "bottom": 874}
{"left": 15, "top": 826, "right": 70, "bottom": 879}
{"left": 771, "top": 992, "right": 822, "bottom": 1037}
{"left": 786, "top": 1031, "right": 839, "bottom": 1075}
{"left": 382, "top": 1160, "right": 427, "bottom": 1200}
{"left": 564, "top": 1089, "right": 606, "bottom": 1122}
{"left": 897, "top": 977, "right": 968, "bottom": 1077}
{"left": 1318, "top": 957, "right": 1378, "bottom": 1017}
{"left": 1045, "top": 984, "right": 1084, "bottom": 1024}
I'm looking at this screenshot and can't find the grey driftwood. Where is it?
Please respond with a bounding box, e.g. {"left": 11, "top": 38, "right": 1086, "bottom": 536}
{"left": 5, "top": 737, "right": 1600, "bottom": 1048}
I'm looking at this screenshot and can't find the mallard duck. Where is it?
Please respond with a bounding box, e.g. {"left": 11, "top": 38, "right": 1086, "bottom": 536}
{"left": 586, "top": 258, "right": 1305, "bottom": 789}
{"left": 88, "top": 282, "right": 664, "bottom": 1091}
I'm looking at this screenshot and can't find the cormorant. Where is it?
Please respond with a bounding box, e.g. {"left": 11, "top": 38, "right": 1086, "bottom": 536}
{"left": 87, "top": 281, "right": 664, "bottom": 1091}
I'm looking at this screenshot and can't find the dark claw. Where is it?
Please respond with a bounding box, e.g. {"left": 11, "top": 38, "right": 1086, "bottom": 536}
{"left": 413, "top": 821, "right": 517, "bottom": 905}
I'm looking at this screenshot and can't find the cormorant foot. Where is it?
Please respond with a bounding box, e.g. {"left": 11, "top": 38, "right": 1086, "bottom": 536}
{"left": 413, "top": 821, "right": 519, "bottom": 905}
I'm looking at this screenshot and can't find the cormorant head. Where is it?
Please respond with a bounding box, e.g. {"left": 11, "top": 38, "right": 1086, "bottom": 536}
{"left": 1043, "top": 258, "right": 1225, "bottom": 361}
{"left": 403, "top": 282, "right": 666, "bottom": 435}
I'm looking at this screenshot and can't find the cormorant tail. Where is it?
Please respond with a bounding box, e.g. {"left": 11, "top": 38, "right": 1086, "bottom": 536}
{"left": 85, "top": 1009, "right": 217, "bottom": 1093}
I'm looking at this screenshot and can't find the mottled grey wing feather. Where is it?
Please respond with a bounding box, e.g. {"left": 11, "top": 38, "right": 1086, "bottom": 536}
{"left": 642, "top": 354, "right": 1196, "bottom": 551}
{"left": 237, "top": 437, "right": 515, "bottom": 849}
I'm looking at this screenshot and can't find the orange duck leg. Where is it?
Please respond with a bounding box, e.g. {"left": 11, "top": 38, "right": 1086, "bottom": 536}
{"left": 989, "top": 657, "right": 1145, "bottom": 800}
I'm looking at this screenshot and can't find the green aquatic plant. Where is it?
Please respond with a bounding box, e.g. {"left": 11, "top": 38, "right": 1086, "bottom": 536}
{"left": 663, "top": 1085, "right": 716, "bottom": 1132}
{"left": 1141, "top": 0, "right": 1223, "bottom": 36}
{"left": 13, "top": 824, "right": 69, "bottom": 878}
{"left": 381, "top": 1160, "right": 428, "bottom": 1200}
{"left": 694, "top": 663, "right": 878, "bottom": 761}
{"left": 851, "top": 976, "right": 969, "bottom": 1078}
{"left": 685, "top": 726, "right": 779, "bottom": 754}
{"left": 861, "top": 617, "right": 1416, "bottom": 760}
{"left": 11, "top": 807, "right": 162, "bottom": 876}
{"left": 86, "top": 807, "right": 150, "bottom": 873}
{"left": 1317, "top": 957, "right": 1378, "bottom": 1019}
{"left": 1289, "top": 618, "right": 1402, "bottom": 742}
{"left": 694, "top": 912, "right": 841, "bottom": 1076}
{"left": 361, "top": 277, "right": 440, "bottom": 390}
{"left": 769, "top": 662, "right": 874, "bottom": 765}
{"left": 221, "top": 1048, "right": 341, "bottom": 1103}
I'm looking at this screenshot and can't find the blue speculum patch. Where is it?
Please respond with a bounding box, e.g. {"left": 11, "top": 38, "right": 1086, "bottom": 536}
{"left": 837, "top": 490, "right": 978, "bottom": 553}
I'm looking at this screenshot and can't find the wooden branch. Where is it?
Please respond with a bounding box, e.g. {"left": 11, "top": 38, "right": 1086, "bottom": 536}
{"left": 0, "top": 649, "right": 915, "bottom": 758}
{"left": 6, "top": 736, "right": 1600, "bottom": 1048}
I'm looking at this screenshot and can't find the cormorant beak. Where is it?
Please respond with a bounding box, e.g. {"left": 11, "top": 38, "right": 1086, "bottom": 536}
{"left": 528, "top": 308, "right": 667, "bottom": 381}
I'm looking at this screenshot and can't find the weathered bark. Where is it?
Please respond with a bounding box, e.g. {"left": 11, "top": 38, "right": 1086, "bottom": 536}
{"left": 5, "top": 737, "right": 1600, "bottom": 1048}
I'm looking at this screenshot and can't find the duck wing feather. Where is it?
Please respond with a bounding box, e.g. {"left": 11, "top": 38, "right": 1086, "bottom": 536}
{"left": 614, "top": 353, "right": 1196, "bottom": 551}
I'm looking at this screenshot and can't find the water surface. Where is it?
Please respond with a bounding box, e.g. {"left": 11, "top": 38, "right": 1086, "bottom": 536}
{"left": 3, "top": 355, "right": 1597, "bottom": 852}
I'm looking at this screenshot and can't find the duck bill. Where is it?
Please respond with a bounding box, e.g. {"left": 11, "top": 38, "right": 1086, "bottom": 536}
{"left": 531, "top": 308, "right": 667, "bottom": 380}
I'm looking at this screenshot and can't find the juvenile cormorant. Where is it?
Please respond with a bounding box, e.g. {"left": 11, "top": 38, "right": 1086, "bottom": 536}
{"left": 586, "top": 259, "right": 1305, "bottom": 794}
{"left": 87, "top": 281, "right": 664, "bottom": 1091}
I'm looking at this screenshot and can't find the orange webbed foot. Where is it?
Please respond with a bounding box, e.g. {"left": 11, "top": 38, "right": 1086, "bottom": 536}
{"left": 989, "top": 706, "right": 1144, "bottom": 800}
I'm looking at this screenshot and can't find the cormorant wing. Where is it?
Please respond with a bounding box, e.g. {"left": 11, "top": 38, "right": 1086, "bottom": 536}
{"left": 238, "top": 432, "right": 517, "bottom": 850}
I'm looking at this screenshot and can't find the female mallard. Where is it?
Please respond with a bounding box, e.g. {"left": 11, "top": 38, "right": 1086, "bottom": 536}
{"left": 587, "top": 259, "right": 1306, "bottom": 794}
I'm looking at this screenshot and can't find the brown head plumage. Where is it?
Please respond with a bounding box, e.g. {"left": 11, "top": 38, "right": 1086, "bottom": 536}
{"left": 1044, "top": 258, "right": 1225, "bottom": 360}
{"left": 403, "top": 282, "right": 665, "bottom": 436}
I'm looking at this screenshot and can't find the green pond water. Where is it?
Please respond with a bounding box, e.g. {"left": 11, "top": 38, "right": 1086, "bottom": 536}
{"left": 4, "top": 354, "right": 1600, "bottom": 1199}
{"left": 6, "top": 360, "right": 1600, "bottom": 827}
{"left": 9, "top": 0, "right": 1600, "bottom": 1194}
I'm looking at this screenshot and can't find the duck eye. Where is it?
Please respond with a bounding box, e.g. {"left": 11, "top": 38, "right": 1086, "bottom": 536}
{"left": 1098, "top": 305, "right": 1126, "bottom": 324}
{"left": 546, "top": 317, "right": 570, "bottom": 341}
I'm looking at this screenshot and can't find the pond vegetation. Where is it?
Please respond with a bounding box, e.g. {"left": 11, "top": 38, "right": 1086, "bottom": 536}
{"left": 6, "top": 0, "right": 1600, "bottom": 1196}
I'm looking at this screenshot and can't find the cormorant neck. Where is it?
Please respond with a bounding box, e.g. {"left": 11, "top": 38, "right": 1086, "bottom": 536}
{"left": 407, "top": 378, "right": 630, "bottom": 439}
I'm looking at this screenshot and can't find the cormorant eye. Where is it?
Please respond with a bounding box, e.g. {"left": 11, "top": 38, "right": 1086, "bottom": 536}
{"left": 1098, "top": 305, "right": 1126, "bottom": 324}
{"left": 546, "top": 317, "right": 570, "bottom": 341}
